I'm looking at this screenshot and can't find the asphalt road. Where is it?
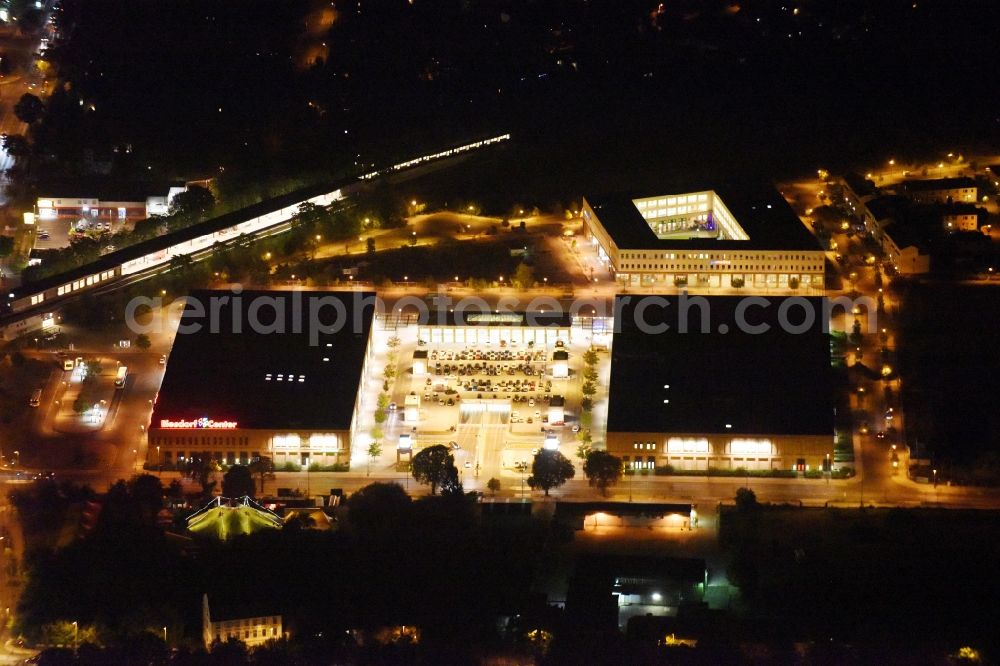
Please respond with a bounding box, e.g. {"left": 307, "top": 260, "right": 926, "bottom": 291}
{"left": 72, "top": 465, "right": 999, "bottom": 511}
{"left": 19, "top": 348, "right": 164, "bottom": 484}
{"left": 0, "top": 13, "right": 54, "bottom": 176}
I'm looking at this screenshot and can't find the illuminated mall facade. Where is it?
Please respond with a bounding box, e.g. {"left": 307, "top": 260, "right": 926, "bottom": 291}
{"left": 605, "top": 432, "right": 834, "bottom": 473}
{"left": 148, "top": 421, "right": 359, "bottom": 470}
{"left": 603, "top": 295, "right": 839, "bottom": 474}
{"left": 147, "top": 290, "right": 375, "bottom": 470}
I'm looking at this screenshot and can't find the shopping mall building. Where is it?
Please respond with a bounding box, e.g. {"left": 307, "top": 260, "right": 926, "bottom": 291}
{"left": 605, "top": 295, "right": 836, "bottom": 472}
{"left": 148, "top": 290, "right": 376, "bottom": 469}
{"left": 148, "top": 289, "right": 838, "bottom": 475}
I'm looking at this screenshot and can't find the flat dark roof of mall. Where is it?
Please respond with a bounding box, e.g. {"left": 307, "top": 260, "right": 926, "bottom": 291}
{"left": 151, "top": 290, "right": 375, "bottom": 431}
{"left": 607, "top": 295, "right": 834, "bottom": 436}
{"left": 584, "top": 183, "right": 822, "bottom": 251}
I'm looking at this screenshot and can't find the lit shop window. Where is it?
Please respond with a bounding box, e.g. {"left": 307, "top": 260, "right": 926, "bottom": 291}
{"left": 730, "top": 439, "right": 773, "bottom": 456}
{"left": 666, "top": 438, "right": 710, "bottom": 454}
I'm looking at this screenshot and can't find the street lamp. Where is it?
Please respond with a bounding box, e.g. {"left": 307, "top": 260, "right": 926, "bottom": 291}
{"left": 72, "top": 620, "right": 78, "bottom": 653}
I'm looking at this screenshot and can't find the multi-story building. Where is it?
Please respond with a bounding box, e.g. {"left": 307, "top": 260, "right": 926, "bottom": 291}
{"left": 839, "top": 172, "right": 878, "bottom": 218}
{"left": 604, "top": 296, "right": 837, "bottom": 473}
{"left": 582, "top": 184, "right": 825, "bottom": 293}
{"left": 941, "top": 204, "right": 981, "bottom": 232}
{"left": 881, "top": 223, "right": 931, "bottom": 275}
{"left": 148, "top": 290, "right": 376, "bottom": 469}
{"left": 862, "top": 198, "right": 983, "bottom": 275}
{"left": 202, "top": 594, "right": 282, "bottom": 648}
{"left": 860, "top": 195, "right": 903, "bottom": 240}
{"left": 901, "top": 177, "right": 977, "bottom": 204}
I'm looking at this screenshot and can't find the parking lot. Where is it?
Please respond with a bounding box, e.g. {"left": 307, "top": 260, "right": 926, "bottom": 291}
{"left": 31, "top": 219, "right": 72, "bottom": 250}
{"left": 32, "top": 216, "right": 129, "bottom": 253}
{"left": 421, "top": 346, "right": 554, "bottom": 416}
{"left": 377, "top": 320, "right": 596, "bottom": 484}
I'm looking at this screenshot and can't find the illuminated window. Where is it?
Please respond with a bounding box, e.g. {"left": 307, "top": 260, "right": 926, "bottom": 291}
{"left": 273, "top": 434, "right": 301, "bottom": 449}
{"left": 730, "top": 439, "right": 773, "bottom": 456}
{"left": 309, "top": 434, "right": 340, "bottom": 450}
{"left": 667, "top": 438, "right": 709, "bottom": 454}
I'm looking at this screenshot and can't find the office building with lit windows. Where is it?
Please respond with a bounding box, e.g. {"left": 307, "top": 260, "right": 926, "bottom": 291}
{"left": 148, "top": 290, "right": 376, "bottom": 469}
{"left": 605, "top": 296, "right": 836, "bottom": 472}
{"left": 581, "top": 184, "right": 826, "bottom": 292}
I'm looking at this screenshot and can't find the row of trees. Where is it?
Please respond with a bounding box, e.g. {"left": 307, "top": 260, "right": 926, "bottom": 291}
{"left": 369, "top": 336, "right": 401, "bottom": 474}
{"left": 411, "top": 444, "right": 625, "bottom": 498}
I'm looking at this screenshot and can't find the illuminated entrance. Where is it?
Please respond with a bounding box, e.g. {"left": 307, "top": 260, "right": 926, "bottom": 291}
{"left": 459, "top": 399, "right": 510, "bottom": 424}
